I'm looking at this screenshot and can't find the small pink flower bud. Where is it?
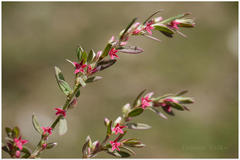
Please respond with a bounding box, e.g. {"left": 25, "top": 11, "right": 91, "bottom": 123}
{"left": 154, "top": 16, "right": 163, "bottom": 23}
{"left": 42, "top": 143, "right": 47, "bottom": 149}
{"left": 108, "top": 48, "right": 119, "bottom": 59}
{"left": 112, "top": 123, "right": 126, "bottom": 135}
{"left": 69, "top": 98, "right": 77, "bottom": 109}
{"left": 73, "top": 61, "right": 87, "bottom": 74}
{"left": 120, "top": 41, "right": 127, "bottom": 46}
{"left": 110, "top": 140, "right": 121, "bottom": 151}
{"left": 15, "top": 150, "right": 21, "bottom": 158}
{"left": 41, "top": 127, "right": 52, "bottom": 136}
{"left": 109, "top": 36, "right": 115, "bottom": 43}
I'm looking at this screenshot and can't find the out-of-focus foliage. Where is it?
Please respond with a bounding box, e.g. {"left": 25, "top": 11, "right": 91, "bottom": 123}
{"left": 2, "top": 2, "right": 238, "bottom": 158}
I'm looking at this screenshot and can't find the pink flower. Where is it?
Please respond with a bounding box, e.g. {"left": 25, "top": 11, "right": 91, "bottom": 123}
{"left": 42, "top": 143, "right": 47, "bottom": 149}
{"left": 109, "top": 48, "right": 119, "bottom": 59}
{"left": 112, "top": 123, "right": 126, "bottom": 135}
{"left": 87, "top": 65, "right": 97, "bottom": 74}
{"left": 141, "top": 95, "right": 152, "bottom": 109}
{"left": 14, "top": 136, "right": 28, "bottom": 150}
{"left": 110, "top": 140, "right": 121, "bottom": 151}
{"left": 144, "top": 21, "right": 154, "bottom": 35}
{"left": 169, "top": 20, "right": 181, "bottom": 30}
{"left": 154, "top": 16, "right": 163, "bottom": 23}
{"left": 41, "top": 127, "right": 52, "bottom": 136}
{"left": 15, "top": 150, "right": 21, "bottom": 158}
{"left": 55, "top": 108, "right": 66, "bottom": 117}
{"left": 120, "top": 41, "right": 127, "bottom": 46}
{"left": 73, "top": 61, "right": 87, "bottom": 74}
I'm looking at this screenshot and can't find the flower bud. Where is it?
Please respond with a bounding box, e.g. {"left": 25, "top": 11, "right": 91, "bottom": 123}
{"left": 154, "top": 16, "right": 163, "bottom": 23}
{"left": 69, "top": 98, "right": 77, "bottom": 109}
{"left": 104, "top": 118, "right": 110, "bottom": 126}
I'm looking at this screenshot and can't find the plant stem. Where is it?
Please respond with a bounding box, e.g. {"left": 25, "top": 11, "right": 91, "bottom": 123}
{"left": 30, "top": 83, "right": 81, "bottom": 158}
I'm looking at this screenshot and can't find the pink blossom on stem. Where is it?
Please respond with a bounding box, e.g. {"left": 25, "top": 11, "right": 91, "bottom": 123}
{"left": 112, "top": 123, "right": 126, "bottom": 135}
{"left": 15, "top": 150, "right": 21, "bottom": 158}
{"left": 141, "top": 95, "right": 152, "bottom": 109}
{"left": 160, "top": 98, "right": 179, "bottom": 113}
{"left": 110, "top": 140, "right": 121, "bottom": 151}
{"left": 42, "top": 143, "right": 47, "bottom": 149}
{"left": 55, "top": 108, "right": 66, "bottom": 117}
{"left": 14, "top": 136, "right": 28, "bottom": 150}
{"left": 169, "top": 20, "right": 181, "bottom": 30}
{"left": 109, "top": 48, "right": 119, "bottom": 59}
{"left": 96, "top": 51, "right": 102, "bottom": 59}
{"left": 73, "top": 61, "right": 87, "bottom": 74}
{"left": 87, "top": 65, "right": 97, "bottom": 74}
{"left": 41, "top": 127, "right": 52, "bottom": 136}
{"left": 144, "top": 21, "right": 154, "bottom": 35}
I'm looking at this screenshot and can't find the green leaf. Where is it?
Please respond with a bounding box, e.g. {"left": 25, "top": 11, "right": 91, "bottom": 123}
{"left": 46, "top": 142, "right": 58, "bottom": 149}
{"left": 173, "top": 97, "right": 194, "bottom": 104}
{"left": 21, "top": 147, "right": 31, "bottom": 158}
{"left": 32, "top": 114, "right": 43, "bottom": 134}
{"left": 101, "top": 43, "right": 112, "bottom": 59}
{"left": 160, "top": 12, "right": 191, "bottom": 24}
{"left": 2, "top": 146, "right": 10, "bottom": 154}
{"left": 77, "top": 46, "right": 84, "bottom": 61}
{"left": 5, "top": 127, "right": 12, "bottom": 137}
{"left": 97, "top": 59, "right": 117, "bottom": 71}
{"left": 81, "top": 51, "right": 88, "bottom": 64}
{"left": 87, "top": 49, "right": 95, "bottom": 63}
{"left": 128, "top": 108, "right": 144, "bottom": 117}
{"left": 54, "top": 66, "right": 72, "bottom": 95}
{"left": 176, "top": 90, "right": 188, "bottom": 96}
{"left": 116, "top": 151, "right": 131, "bottom": 157}
{"left": 120, "top": 17, "right": 137, "bottom": 40}
{"left": 59, "top": 118, "right": 67, "bottom": 136}
{"left": 133, "top": 89, "right": 146, "bottom": 107}
{"left": 85, "top": 76, "right": 103, "bottom": 83}
{"left": 119, "top": 46, "right": 144, "bottom": 54}
{"left": 143, "top": 10, "right": 162, "bottom": 25}
{"left": 126, "top": 123, "right": 151, "bottom": 130}
{"left": 107, "top": 120, "right": 112, "bottom": 136}
{"left": 77, "top": 77, "right": 86, "bottom": 87}
{"left": 168, "top": 102, "right": 184, "bottom": 110}
{"left": 154, "top": 24, "right": 174, "bottom": 37}
{"left": 82, "top": 139, "right": 89, "bottom": 158}
{"left": 12, "top": 127, "right": 20, "bottom": 138}
{"left": 76, "top": 89, "right": 80, "bottom": 97}
{"left": 120, "top": 146, "right": 136, "bottom": 155}
{"left": 148, "top": 107, "right": 168, "bottom": 119}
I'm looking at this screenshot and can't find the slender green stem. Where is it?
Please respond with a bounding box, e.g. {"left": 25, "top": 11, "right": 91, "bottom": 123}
{"left": 30, "top": 83, "right": 81, "bottom": 158}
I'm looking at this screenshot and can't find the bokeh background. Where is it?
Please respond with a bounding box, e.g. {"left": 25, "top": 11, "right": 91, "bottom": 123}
{"left": 2, "top": 2, "right": 238, "bottom": 158}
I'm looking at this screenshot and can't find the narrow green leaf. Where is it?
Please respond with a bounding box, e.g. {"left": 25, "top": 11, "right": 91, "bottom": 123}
{"left": 101, "top": 43, "right": 112, "bottom": 59}
{"left": 12, "top": 127, "right": 20, "bottom": 138}
{"left": 46, "top": 142, "right": 58, "bottom": 149}
{"left": 176, "top": 90, "right": 188, "bottom": 96}
{"left": 148, "top": 107, "right": 168, "bottom": 119}
{"left": 59, "top": 118, "right": 67, "bottom": 136}
{"left": 86, "top": 76, "right": 103, "bottom": 83}
{"left": 76, "top": 89, "right": 80, "bottom": 97}
{"left": 87, "top": 49, "right": 95, "bottom": 63}
{"left": 32, "top": 114, "right": 43, "bottom": 134}
{"left": 173, "top": 96, "right": 194, "bottom": 104}
{"left": 82, "top": 139, "right": 89, "bottom": 157}
{"left": 107, "top": 120, "right": 112, "bottom": 136}
{"left": 161, "top": 12, "right": 191, "bottom": 24}
{"left": 133, "top": 89, "right": 146, "bottom": 107}
{"left": 5, "top": 127, "right": 12, "bottom": 137}
{"left": 77, "top": 77, "right": 86, "bottom": 87}
{"left": 120, "top": 146, "right": 136, "bottom": 155}
{"left": 126, "top": 123, "right": 151, "bottom": 130}
{"left": 97, "top": 59, "right": 117, "bottom": 71}
{"left": 116, "top": 151, "right": 131, "bottom": 157}
{"left": 77, "top": 46, "right": 84, "bottom": 61}
{"left": 54, "top": 66, "right": 72, "bottom": 95}
{"left": 143, "top": 10, "right": 162, "bottom": 25}
{"left": 21, "top": 147, "right": 31, "bottom": 158}
{"left": 2, "top": 146, "right": 10, "bottom": 154}
{"left": 167, "top": 101, "right": 184, "bottom": 110}
{"left": 66, "top": 59, "right": 75, "bottom": 67}
{"left": 154, "top": 24, "right": 174, "bottom": 34}
{"left": 120, "top": 17, "right": 137, "bottom": 40}
{"left": 81, "top": 51, "right": 88, "bottom": 64}
{"left": 128, "top": 108, "right": 144, "bottom": 117}
{"left": 119, "top": 46, "right": 144, "bottom": 54}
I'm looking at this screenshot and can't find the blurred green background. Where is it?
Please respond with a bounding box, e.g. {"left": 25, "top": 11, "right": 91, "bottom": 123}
{"left": 2, "top": 2, "right": 238, "bottom": 158}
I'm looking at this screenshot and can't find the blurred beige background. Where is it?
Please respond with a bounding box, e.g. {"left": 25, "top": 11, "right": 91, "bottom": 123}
{"left": 2, "top": 2, "right": 238, "bottom": 158}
